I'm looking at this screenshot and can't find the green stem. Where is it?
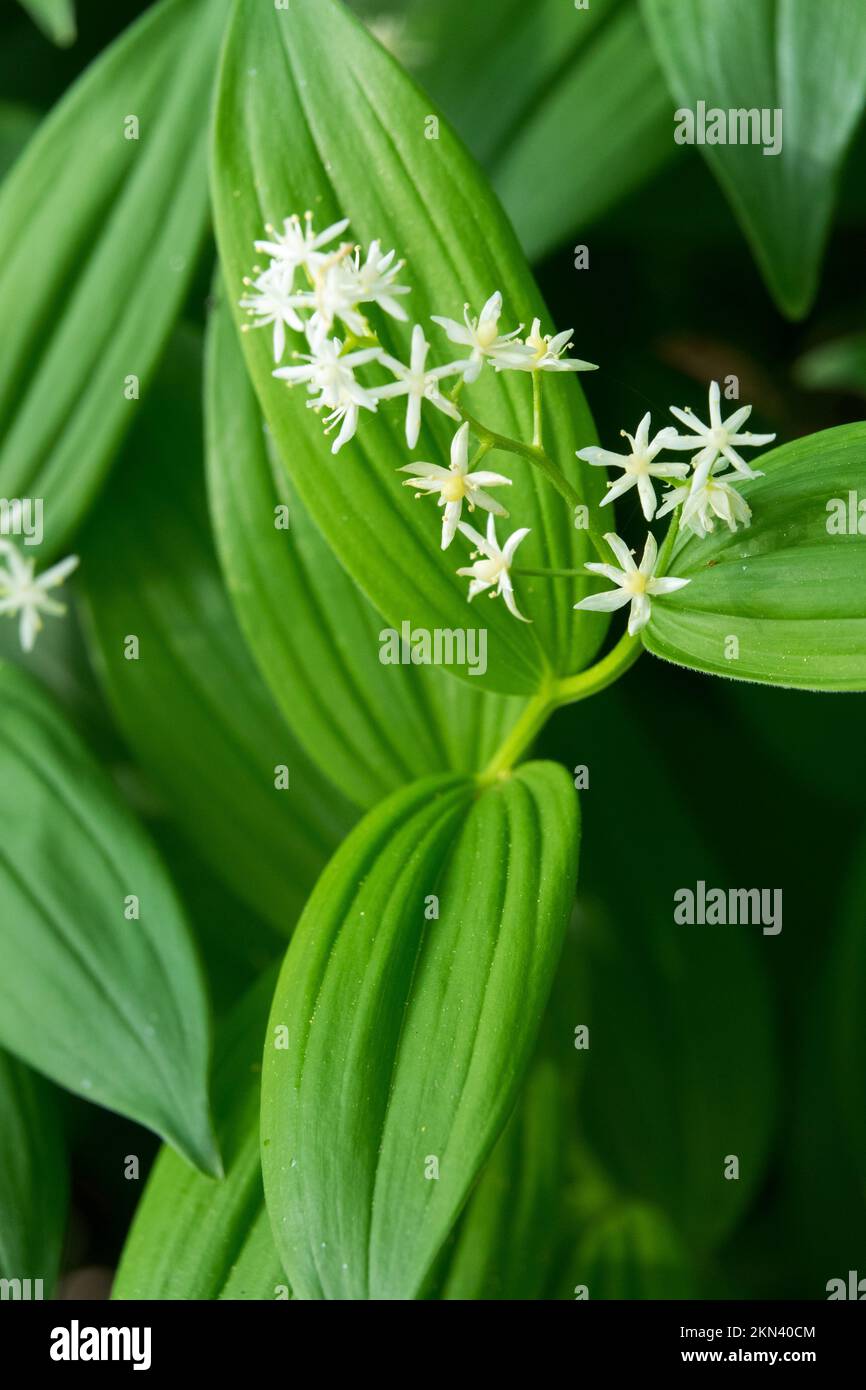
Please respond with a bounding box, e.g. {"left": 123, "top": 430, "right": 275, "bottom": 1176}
{"left": 456, "top": 403, "right": 609, "bottom": 562}
{"left": 553, "top": 628, "right": 643, "bottom": 706}
{"left": 478, "top": 629, "right": 644, "bottom": 783}
{"left": 532, "top": 371, "right": 543, "bottom": 448}
{"left": 655, "top": 503, "right": 682, "bottom": 576}
{"left": 478, "top": 685, "right": 559, "bottom": 785}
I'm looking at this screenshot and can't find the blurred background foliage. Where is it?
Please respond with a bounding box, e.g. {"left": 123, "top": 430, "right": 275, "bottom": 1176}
{"left": 1, "top": 0, "right": 865, "bottom": 1299}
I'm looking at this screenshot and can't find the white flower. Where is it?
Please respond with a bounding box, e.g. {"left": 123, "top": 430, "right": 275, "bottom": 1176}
{"left": 399, "top": 422, "right": 512, "bottom": 549}
{"left": 519, "top": 317, "right": 598, "bottom": 373}
{"left": 0, "top": 542, "right": 79, "bottom": 652}
{"left": 239, "top": 262, "right": 311, "bottom": 363}
{"left": 574, "top": 531, "right": 690, "bottom": 636}
{"left": 273, "top": 337, "right": 382, "bottom": 454}
{"left": 665, "top": 380, "right": 775, "bottom": 478}
{"left": 304, "top": 249, "right": 368, "bottom": 342}
{"left": 373, "top": 325, "right": 463, "bottom": 448}
{"left": 344, "top": 240, "right": 411, "bottom": 322}
{"left": 457, "top": 514, "right": 531, "bottom": 622}
{"left": 576, "top": 413, "right": 689, "bottom": 521}
{"left": 656, "top": 454, "right": 752, "bottom": 537}
{"left": 431, "top": 291, "right": 534, "bottom": 383}
{"left": 254, "top": 211, "right": 350, "bottom": 281}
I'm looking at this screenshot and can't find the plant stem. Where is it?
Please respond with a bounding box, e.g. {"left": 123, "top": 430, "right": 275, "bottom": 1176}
{"left": 456, "top": 403, "right": 609, "bottom": 562}
{"left": 532, "top": 371, "right": 543, "bottom": 448}
{"left": 478, "top": 629, "right": 643, "bottom": 783}
{"left": 553, "top": 628, "right": 643, "bottom": 706}
{"left": 478, "top": 685, "right": 559, "bottom": 784}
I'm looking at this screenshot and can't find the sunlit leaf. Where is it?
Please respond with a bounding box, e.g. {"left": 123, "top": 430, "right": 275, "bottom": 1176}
{"left": 261, "top": 764, "right": 579, "bottom": 1299}
{"left": 205, "top": 290, "right": 523, "bottom": 807}
{"left": 113, "top": 971, "right": 285, "bottom": 1301}
{"left": 644, "top": 423, "right": 866, "bottom": 689}
{"left": 212, "top": 0, "right": 608, "bottom": 697}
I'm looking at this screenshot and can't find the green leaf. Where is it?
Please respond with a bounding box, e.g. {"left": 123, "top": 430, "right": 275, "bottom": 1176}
{"left": 795, "top": 331, "right": 866, "bottom": 398}
{"left": 0, "top": 0, "right": 230, "bottom": 560}
{"left": 261, "top": 764, "right": 580, "bottom": 1299}
{"left": 17, "top": 0, "right": 76, "bottom": 48}
{"left": 0, "top": 1048, "right": 68, "bottom": 1294}
{"left": 205, "top": 290, "right": 523, "bottom": 808}
{"left": 644, "top": 423, "right": 866, "bottom": 690}
{"left": 439, "top": 1056, "right": 566, "bottom": 1300}
{"left": 0, "top": 662, "right": 219, "bottom": 1174}
{"left": 212, "top": 0, "right": 607, "bottom": 697}
{"left": 571, "top": 684, "right": 777, "bottom": 1252}
{"left": 114, "top": 971, "right": 286, "bottom": 1301}
{"left": 402, "top": 0, "right": 616, "bottom": 167}
{"left": 490, "top": 5, "right": 678, "bottom": 264}
{"left": 641, "top": 0, "right": 866, "bottom": 319}
{"left": 80, "top": 329, "right": 355, "bottom": 935}
{"left": 573, "top": 1202, "right": 696, "bottom": 1300}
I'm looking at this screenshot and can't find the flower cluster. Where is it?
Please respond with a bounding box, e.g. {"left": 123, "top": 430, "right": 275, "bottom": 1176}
{"left": 240, "top": 212, "right": 596, "bottom": 618}
{"left": 0, "top": 541, "right": 78, "bottom": 652}
{"left": 241, "top": 214, "right": 777, "bottom": 636}
{"left": 578, "top": 380, "right": 774, "bottom": 536}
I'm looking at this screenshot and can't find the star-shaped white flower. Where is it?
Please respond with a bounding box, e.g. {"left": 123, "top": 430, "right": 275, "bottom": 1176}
{"left": 518, "top": 317, "right": 598, "bottom": 373}
{"left": 0, "top": 542, "right": 79, "bottom": 652}
{"left": 665, "top": 380, "right": 775, "bottom": 478}
{"left": 431, "top": 291, "right": 534, "bottom": 383}
{"left": 576, "top": 413, "right": 689, "bottom": 521}
{"left": 457, "top": 514, "right": 531, "bottom": 622}
{"left": 399, "top": 421, "right": 512, "bottom": 549}
{"left": 373, "top": 325, "right": 463, "bottom": 448}
{"left": 254, "top": 211, "right": 351, "bottom": 282}
{"left": 656, "top": 454, "right": 752, "bottom": 537}
{"left": 239, "top": 262, "right": 311, "bottom": 363}
{"left": 344, "top": 240, "right": 411, "bottom": 322}
{"left": 574, "top": 531, "right": 690, "bottom": 636}
{"left": 305, "top": 248, "right": 368, "bottom": 342}
{"left": 273, "top": 336, "right": 382, "bottom": 454}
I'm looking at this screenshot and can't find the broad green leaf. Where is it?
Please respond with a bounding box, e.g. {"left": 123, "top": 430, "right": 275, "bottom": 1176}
{"left": 570, "top": 684, "right": 777, "bottom": 1252}
{"left": 114, "top": 971, "right": 286, "bottom": 1301}
{"left": 205, "top": 290, "right": 523, "bottom": 808}
{"left": 80, "top": 329, "right": 355, "bottom": 935}
{"left": 212, "top": 0, "right": 608, "bottom": 697}
{"left": 0, "top": 0, "right": 230, "bottom": 559}
{"left": 0, "top": 662, "right": 219, "bottom": 1174}
{"left": 491, "top": 5, "right": 677, "bottom": 263}
{"left": 261, "top": 764, "right": 580, "bottom": 1299}
{"left": 573, "top": 1203, "right": 696, "bottom": 1299}
{"left": 356, "top": 1, "right": 675, "bottom": 261}
{"left": 795, "top": 332, "right": 866, "bottom": 398}
{"left": 394, "top": 0, "right": 615, "bottom": 167}
{"left": 641, "top": 0, "right": 866, "bottom": 318}
{"left": 643, "top": 423, "right": 866, "bottom": 690}
{"left": 17, "top": 0, "right": 76, "bottom": 47}
{"left": 0, "top": 1048, "right": 68, "bottom": 1294}
{"left": 440, "top": 1056, "right": 566, "bottom": 1300}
